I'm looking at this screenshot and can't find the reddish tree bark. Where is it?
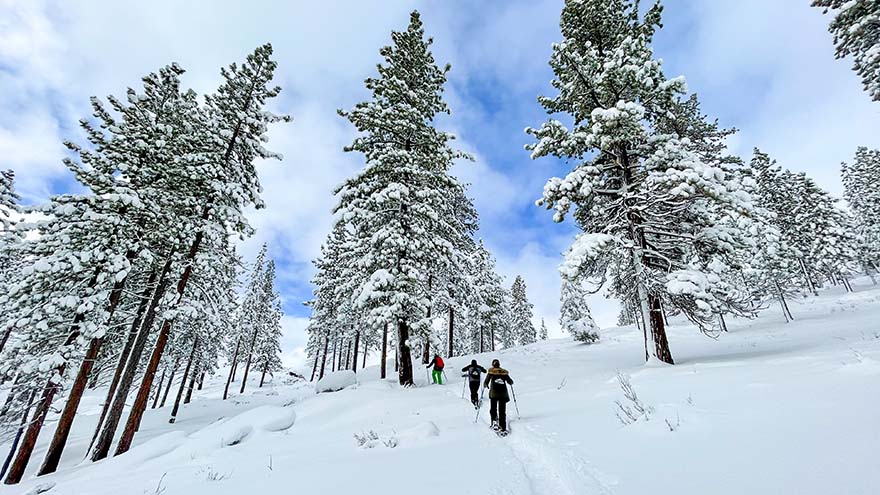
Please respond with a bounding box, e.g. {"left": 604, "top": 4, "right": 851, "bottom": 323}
{"left": 90, "top": 256, "right": 174, "bottom": 461}
{"left": 87, "top": 272, "right": 157, "bottom": 453}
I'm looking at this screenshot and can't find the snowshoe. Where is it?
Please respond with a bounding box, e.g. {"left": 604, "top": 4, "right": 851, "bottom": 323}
{"left": 496, "top": 429, "right": 509, "bottom": 438}
{"left": 491, "top": 422, "right": 500, "bottom": 431}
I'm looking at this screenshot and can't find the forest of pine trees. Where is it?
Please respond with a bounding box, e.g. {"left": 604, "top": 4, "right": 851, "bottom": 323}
{"left": 0, "top": 46, "right": 285, "bottom": 484}
{"left": 1, "top": 0, "right": 879, "bottom": 485}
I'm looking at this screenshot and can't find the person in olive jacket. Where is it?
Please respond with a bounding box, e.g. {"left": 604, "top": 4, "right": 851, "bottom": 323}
{"left": 483, "top": 359, "right": 514, "bottom": 432}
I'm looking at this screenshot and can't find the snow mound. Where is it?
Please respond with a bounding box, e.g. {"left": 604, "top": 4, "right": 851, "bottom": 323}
{"left": 397, "top": 421, "right": 440, "bottom": 444}
{"left": 316, "top": 370, "right": 357, "bottom": 393}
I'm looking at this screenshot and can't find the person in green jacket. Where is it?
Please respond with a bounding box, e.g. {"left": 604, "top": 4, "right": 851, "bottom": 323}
{"left": 483, "top": 359, "right": 513, "bottom": 433}
{"left": 427, "top": 354, "right": 445, "bottom": 384}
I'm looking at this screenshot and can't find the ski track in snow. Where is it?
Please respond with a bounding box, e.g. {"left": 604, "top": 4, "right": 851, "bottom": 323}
{"left": 448, "top": 368, "right": 614, "bottom": 495}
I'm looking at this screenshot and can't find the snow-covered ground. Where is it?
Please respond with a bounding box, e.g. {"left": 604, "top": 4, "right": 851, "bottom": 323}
{"left": 4, "top": 280, "right": 880, "bottom": 495}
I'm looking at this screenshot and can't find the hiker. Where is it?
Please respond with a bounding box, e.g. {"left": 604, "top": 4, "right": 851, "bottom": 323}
{"left": 484, "top": 359, "right": 513, "bottom": 433}
{"left": 427, "top": 354, "right": 445, "bottom": 384}
{"left": 461, "top": 359, "right": 486, "bottom": 408}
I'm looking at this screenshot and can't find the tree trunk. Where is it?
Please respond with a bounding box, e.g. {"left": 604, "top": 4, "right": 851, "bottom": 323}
{"left": 490, "top": 326, "right": 495, "bottom": 352}
{"left": 4, "top": 312, "right": 91, "bottom": 485}
{"left": 198, "top": 371, "right": 205, "bottom": 390}
{"left": 310, "top": 348, "right": 320, "bottom": 382}
{"left": 223, "top": 337, "right": 241, "bottom": 400}
{"left": 184, "top": 367, "right": 197, "bottom": 404}
{"left": 259, "top": 366, "right": 267, "bottom": 388}
{"left": 447, "top": 306, "right": 454, "bottom": 357}
{"left": 319, "top": 335, "right": 329, "bottom": 380}
{"left": 239, "top": 327, "right": 259, "bottom": 395}
{"left": 345, "top": 340, "right": 352, "bottom": 370}
{"left": 351, "top": 331, "right": 360, "bottom": 373}
{"left": 799, "top": 258, "right": 819, "bottom": 296}
{"left": 38, "top": 336, "right": 103, "bottom": 475}
{"left": 719, "top": 313, "right": 728, "bottom": 333}
{"left": 841, "top": 276, "right": 853, "bottom": 293}
{"left": 380, "top": 323, "right": 388, "bottom": 380}
{"left": 160, "top": 360, "right": 179, "bottom": 408}
{"left": 397, "top": 320, "right": 414, "bottom": 387}
{"left": 331, "top": 338, "right": 338, "bottom": 373}
{"left": 0, "top": 390, "right": 37, "bottom": 482}
{"left": 4, "top": 373, "right": 62, "bottom": 484}
{"left": 151, "top": 368, "right": 167, "bottom": 409}
{"left": 362, "top": 341, "right": 368, "bottom": 369}
{"left": 0, "top": 326, "right": 12, "bottom": 357}
{"left": 648, "top": 296, "right": 674, "bottom": 364}
{"left": 115, "top": 317, "right": 172, "bottom": 455}
{"left": 169, "top": 337, "right": 198, "bottom": 424}
{"left": 775, "top": 281, "right": 794, "bottom": 322}
{"left": 479, "top": 326, "right": 484, "bottom": 353}
{"left": 87, "top": 273, "right": 156, "bottom": 455}
{"left": 90, "top": 255, "right": 173, "bottom": 461}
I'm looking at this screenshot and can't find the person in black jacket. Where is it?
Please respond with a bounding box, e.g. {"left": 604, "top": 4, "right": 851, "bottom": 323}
{"left": 461, "top": 359, "right": 487, "bottom": 408}
{"left": 483, "top": 359, "right": 513, "bottom": 433}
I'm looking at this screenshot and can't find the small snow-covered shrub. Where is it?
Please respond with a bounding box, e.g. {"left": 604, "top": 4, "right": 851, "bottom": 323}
{"left": 614, "top": 372, "right": 654, "bottom": 425}
{"left": 354, "top": 430, "right": 381, "bottom": 449}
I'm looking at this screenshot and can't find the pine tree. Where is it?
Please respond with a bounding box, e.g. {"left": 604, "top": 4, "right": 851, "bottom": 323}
{"left": 813, "top": 0, "right": 880, "bottom": 101}
{"left": 98, "top": 44, "right": 288, "bottom": 460}
{"left": 509, "top": 276, "right": 536, "bottom": 346}
{"left": 335, "top": 11, "right": 471, "bottom": 387}
{"left": 539, "top": 319, "right": 549, "bottom": 340}
{"left": 0, "top": 170, "right": 22, "bottom": 355}
{"left": 842, "top": 147, "right": 880, "bottom": 272}
{"left": 470, "top": 242, "right": 508, "bottom": 353}
{"left": 528, "top": 0, "right": 755, "bottom": 364}
{"left": 560, "top": 280, "right": 600, "bottom": 343}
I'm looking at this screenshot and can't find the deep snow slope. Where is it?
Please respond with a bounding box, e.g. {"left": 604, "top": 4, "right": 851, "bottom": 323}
{"left": 4, "top": 280, "right": 880, "bottom": 495}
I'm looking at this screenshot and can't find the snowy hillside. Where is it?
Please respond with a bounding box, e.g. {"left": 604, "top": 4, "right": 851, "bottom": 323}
{"left": 4, "top": 280, "right": 879, "bottom": 495}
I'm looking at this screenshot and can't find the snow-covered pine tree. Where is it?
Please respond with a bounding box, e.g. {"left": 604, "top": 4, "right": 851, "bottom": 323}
{"left": 335, "top": 12, "right": 471, "bottom": 387}
{"left": 559, "top": 279, "right": 600, "bottom": 343}
{"left": 253, "top": 259, "right": 283, "bottom": 387}
{"left": 509, "top": 275, "right": 536, "bottom": 346}
{"left": 0, "top": 62, "right": 204, "bottom": 479}
{"left": 109, "top": 44, "right": 289, "bottom": 459}
{"left": 232, "top": 245, "right": 267, "bottom": 395}
{"left": 528, "top": 0, "right": 755, "bottom": 364}
{"left": 471, "top": 242, "right": 508, "bottom": 353}
{"left": 813, "top": 0, "right": 880, "bottom": 101}
{"left": 842, "top": 147, "right": 880, "bottom": 273}
{"left": 0, "top": 170, "right": 22, "bottom": 355}
{"left": 539, "top": 319, "right": 548, "bottom": 340}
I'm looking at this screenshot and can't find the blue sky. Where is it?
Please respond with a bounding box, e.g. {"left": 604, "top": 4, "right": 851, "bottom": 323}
{"left": 2, "top": 0, "right": 877, "bottom": 366}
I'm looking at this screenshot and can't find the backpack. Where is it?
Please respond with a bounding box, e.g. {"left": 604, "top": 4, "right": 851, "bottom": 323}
{"left": 436, "top": 357, "right": 444, "bottom": 369}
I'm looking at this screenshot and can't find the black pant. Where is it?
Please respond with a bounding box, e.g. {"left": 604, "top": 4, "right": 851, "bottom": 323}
{"left": 469, "top": 381, "right": 480, "bottom": 405}
{"left": 490, "top": 398, "right": 507, "bottom": 431}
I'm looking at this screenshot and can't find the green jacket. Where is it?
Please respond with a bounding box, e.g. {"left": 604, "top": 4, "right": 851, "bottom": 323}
{"left": 483, "top": 367, "right": 513, "bottom": 402}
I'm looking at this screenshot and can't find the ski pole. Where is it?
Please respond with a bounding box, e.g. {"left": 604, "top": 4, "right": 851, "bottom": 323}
{"left": 461, "top": 375, "right": 467, "bottom": 399}
{"left": 474, "top": 385, "right": 486, "bottom": 423}
{"left": 510, "top": 384, "right": 521, "bottom": 419}
{"left": 442, "top": 370, "right": 449, "bottom": 384}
